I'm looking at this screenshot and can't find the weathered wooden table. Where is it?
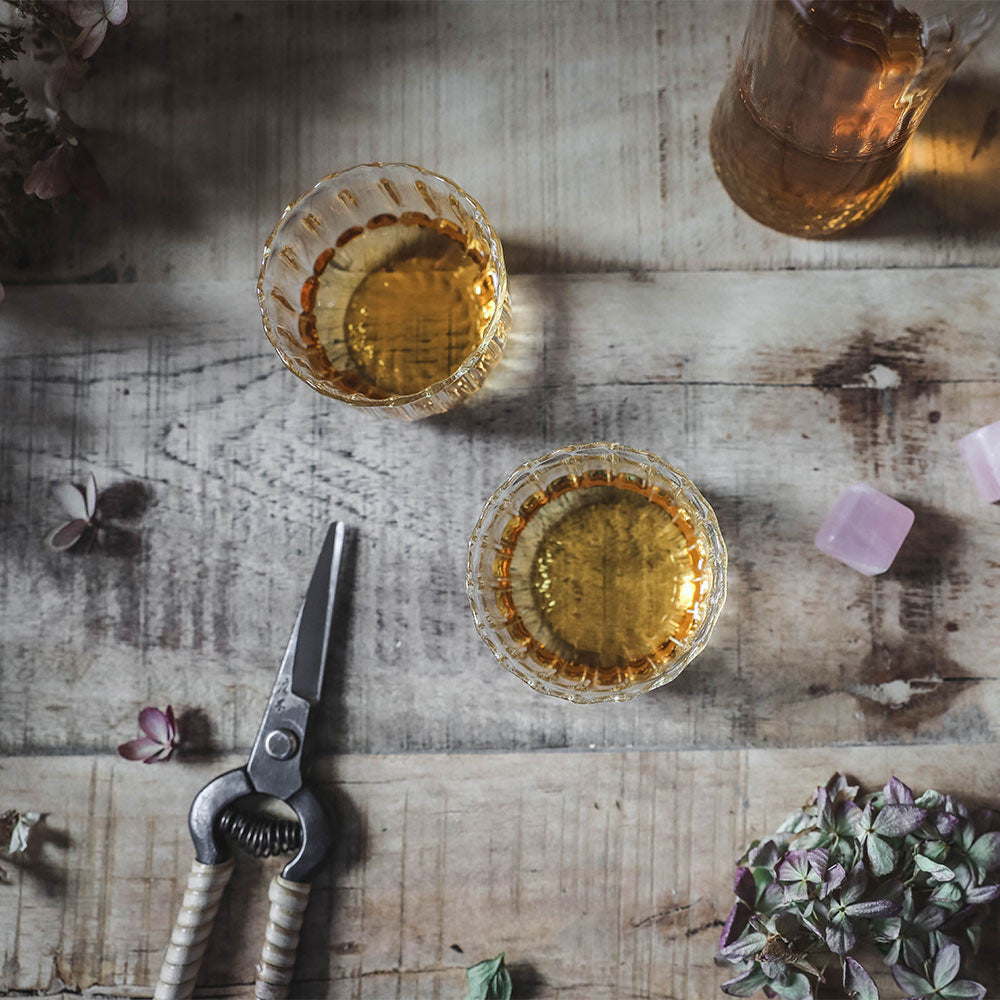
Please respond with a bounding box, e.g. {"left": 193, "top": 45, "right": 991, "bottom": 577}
{"left": 2, "top": 3, "right": 1000, "bottom": 997}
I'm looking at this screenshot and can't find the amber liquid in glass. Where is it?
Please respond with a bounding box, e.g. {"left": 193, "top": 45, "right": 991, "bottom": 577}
{"left": 298, "top": 214, "right": 495, "bottom": 398}
{"left": 710, "top": 1, "right": 927, "bottom": 236}
{"left": 494, "top": 473, "right": 710, "bottom": 688}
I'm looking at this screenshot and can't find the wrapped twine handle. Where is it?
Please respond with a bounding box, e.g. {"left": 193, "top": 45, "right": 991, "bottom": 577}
{"left": 254, "top": 874, "right": 311, "bottom": 999}
{"left": 154, "top": 857, "right": 236, "bottom": 1000}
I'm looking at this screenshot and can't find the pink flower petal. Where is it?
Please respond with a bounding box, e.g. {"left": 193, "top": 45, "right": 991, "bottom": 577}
{"left": 44, "top": 57, "right": 88, "bottom": 109}
{"left": 52, "top": 481, "right": 89, "bottom": 521}
{"left": 165, "top": 704, "right": 178, "bottom": 743}
{"left": 44, "top": 518, "right": 89, "bottom": 551}
{"left": 85, "top": 472, "right": 98, "bottom": 519}
{"left": 118, "top": 737, "right": 161, "bottom": 761}
{"left": 139, "top": 706, "right": 170, "bottom": 744}
{"left": 105, "top": 0, "right": 128, "bottom": 25}
{"left": 143, "top": 744, "right": 174, "bottom": 764}
{"left": 67, "top": 143, "right": 110, "bottom": 203}
{"left": 68, "top": 0, "right": 105, "bottom": 27}
{"left": 73, "top": 19, "right": 108, "bottom": 59}
{"left": 24, "top": 145, "right": 75, "bottom": 200}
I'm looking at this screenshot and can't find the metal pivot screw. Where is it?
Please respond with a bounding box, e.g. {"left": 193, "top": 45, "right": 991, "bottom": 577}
{"left": 264, "top": 728, "right": 299, "bottom": 760}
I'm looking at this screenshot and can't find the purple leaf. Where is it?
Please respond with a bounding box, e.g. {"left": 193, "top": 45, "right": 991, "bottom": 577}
{"left": 968, "top": 831, "right": 1000, "bottom": 871}
{"left": 823, "top": 863, "right": 847, "bottom": 897}
{"left": 843, "top": 957, "right": 879, "bottom": 1000}
{"left": 912, "top": 905, "right": 946, "bottom": 932}
{"left": 932, "top": 943, "right": 961, "bottom": 990}
{"left": 873, "top": 805, "right": 927, "bottom": 838}
{"left": 777, "top": 851, "right": 811, "bottom": 883}
{"left": 807, "top": 848, "right": 830, "bottom": 877}
{"left": 884, "top": 777, "right": 915, "bottom": 805}
{"left": 734, "top": 866, "right": 756, "bottom": 906}
{"left": 936, "top": 812, "right": 961, "bottom": 837}
{"left": 825, "top": 919, "right": 856, "bottom": 955}
{"left": 720, "top": 902, "right": 750, "bottom": 949}
{"left": 965, "top": 884, "right": 1000, "bottom": 904}
{"left": 891, "top": 964, "right": 934, "bottom": 998}
{"left": 841, "top": 863, "right": 868, "bottom": 904}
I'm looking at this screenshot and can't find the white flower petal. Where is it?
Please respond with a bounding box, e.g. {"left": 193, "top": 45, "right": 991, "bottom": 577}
{"left": 85, "top": 472, "right": 97, "bottom": 519}
{"left": 52, "top": 481, "right": 88, "bottom": 520}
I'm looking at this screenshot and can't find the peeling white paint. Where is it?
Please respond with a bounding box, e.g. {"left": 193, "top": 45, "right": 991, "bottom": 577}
{"left": 851, "top": 676, "right": 941, "bottom": 709}
{"left": 845, "top": 362, "right": 902, "bottom": 390}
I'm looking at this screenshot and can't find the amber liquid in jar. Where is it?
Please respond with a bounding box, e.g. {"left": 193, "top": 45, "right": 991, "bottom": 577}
{"left": 494, "top": 472, "right": 711, "bottom": 689}
{"left": 298, "top": 213, "right": 496, "bottom": 398}
{"left": 710, "top": 1, "right": 928, "bottom": 236}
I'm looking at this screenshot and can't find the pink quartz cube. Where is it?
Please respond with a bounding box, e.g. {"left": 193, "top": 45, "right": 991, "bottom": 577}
{"left": 814, "top": 482, "right": 915, "bottom": 576}
{"left": 959, "top": 420, "right": 1000, "bottom": 503}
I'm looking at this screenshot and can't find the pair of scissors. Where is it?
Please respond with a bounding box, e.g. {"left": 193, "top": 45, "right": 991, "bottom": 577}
{"left": 154, "top": 522, "right": 346, "bottom": 1000}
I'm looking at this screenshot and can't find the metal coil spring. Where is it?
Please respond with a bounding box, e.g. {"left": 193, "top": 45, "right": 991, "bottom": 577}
{"left": 218, "top": 805, "right": 302, "bottom": 858}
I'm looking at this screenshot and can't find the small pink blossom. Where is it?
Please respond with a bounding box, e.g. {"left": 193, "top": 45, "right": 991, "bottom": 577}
{"left": 69, "top": 0, "right": 128, "bottom": 59}
{"left": 24, "top": 141, "right": 109, "bottom": 203}
{"left": 118, "top": 706, "right": 179, "bottom": 763}
{"left": 44, "top": 57, "right": 88, "bottom": 110}
{"left": 43, "top": 472, "right": 98, "bottom": 551}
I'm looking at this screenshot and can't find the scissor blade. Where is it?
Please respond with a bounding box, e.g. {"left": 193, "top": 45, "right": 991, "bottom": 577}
{"left": 291, "top": 522, "right": 346, "bottom": 703}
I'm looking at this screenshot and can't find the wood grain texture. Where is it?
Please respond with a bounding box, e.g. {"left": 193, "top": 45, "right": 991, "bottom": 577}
{"left": 2, "top": 746, "right": 1000, "bottom": 997}
{"left": 2, "top": 272, "right": 999, "bottom": 756}
{"left": 2, "top": 0, "right": 1000, "bottom": 285}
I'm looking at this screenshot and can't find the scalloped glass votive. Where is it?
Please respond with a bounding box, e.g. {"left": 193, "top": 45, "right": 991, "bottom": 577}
{"left": 257, "top": 163, "right": 510, "bottom": 420}
{"left": 467, "top": 443, "right": 727, "bottom": 703}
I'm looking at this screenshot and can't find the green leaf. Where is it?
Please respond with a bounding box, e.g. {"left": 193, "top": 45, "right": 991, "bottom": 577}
{"left": 718, "top": 932, "right": 768, "bottom": 962}
{"left": 923, "top": 840, "right": 948, "bottom": 862}
{"left": 915, "top": 855, "right": 955, "bottom": 881}
{"left": 916, "top": 789, "right": 944, "bottom": 809}
{"left": 464, "top": 954, "right": 512, "bottom": 1000}
{"left": 866, "top": 834, "right": 896, "bottom": 877}
{"left": 891, "top": 964, "right": 934, "bottom": 998}
{"left": 928, "top": 882, "right": 962, "bottom": 907}
{"left": 721, "top": 965, "right": 770, "bottom": 997}
{"left": 968, "top": 832, "right": 1000, "bottom": 871}
{"left": 938, "top": 982, "right": 986, "bottom": 1000}
{"left": 844, "top": 957, "right": 879, "bottom": 1000}
{"left": 932, "top": 943, "right": 961, "bottom": 990}
{"left": 770, "top": 970, "right": 812, "bottom": 1000}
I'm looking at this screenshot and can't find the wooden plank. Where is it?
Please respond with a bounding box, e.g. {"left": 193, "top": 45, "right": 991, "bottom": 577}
{"left": 1, "top": 746, "right": 999, "bottom": 996}
{"left": 2, "top": 1, "right": 999, "bottom": 285}
{"left": 1, "top": 272, "right": 999, "bottom": 756}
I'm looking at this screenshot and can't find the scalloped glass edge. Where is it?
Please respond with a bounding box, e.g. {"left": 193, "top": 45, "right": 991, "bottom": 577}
{"left": 466, "top": 442, "right": 728, "bottom": 704}
{"left": 256, "top": 161, "right": 510, "bottom": 421}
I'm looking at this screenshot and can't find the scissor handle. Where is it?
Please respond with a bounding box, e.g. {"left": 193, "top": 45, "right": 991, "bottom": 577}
{"left": 154, "top": 856, "right": 236, "bottom": 1000}
{"left": 254, "top": 874, "right": 311, "bottom": 999}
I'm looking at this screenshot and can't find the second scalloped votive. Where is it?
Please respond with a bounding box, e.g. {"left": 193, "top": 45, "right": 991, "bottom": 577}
{"left": 467, "top": 443, "right": 727, "bottom": 703}
{"left": 258, "top": 163, "right": 510, "bottom": 420}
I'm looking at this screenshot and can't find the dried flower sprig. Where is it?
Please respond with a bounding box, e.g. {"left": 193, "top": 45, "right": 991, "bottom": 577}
{"left": 118, "top": 705, "right": 179, "bottom": 763}
{"left": 717, "top": 774, "right": 999, "bottom": 1000}
{"left": 0, "top": 0, "right": 126, "bottom": 251}
{"left": 0, "top": 808, "right": 40, "bottom": 879}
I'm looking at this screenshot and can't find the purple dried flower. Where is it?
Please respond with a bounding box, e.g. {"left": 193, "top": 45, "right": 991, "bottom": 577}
{"left": 43, "top": 472, "right": 97, "bottom": 550}
{"left": 25, "top": 140, "right": 109, "bottom": 203}
{"left": 68, "top": 0, "right": 128, "bottom": 59}
{"left": 117, "top": 705, "right": 178, "bottom": 763}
